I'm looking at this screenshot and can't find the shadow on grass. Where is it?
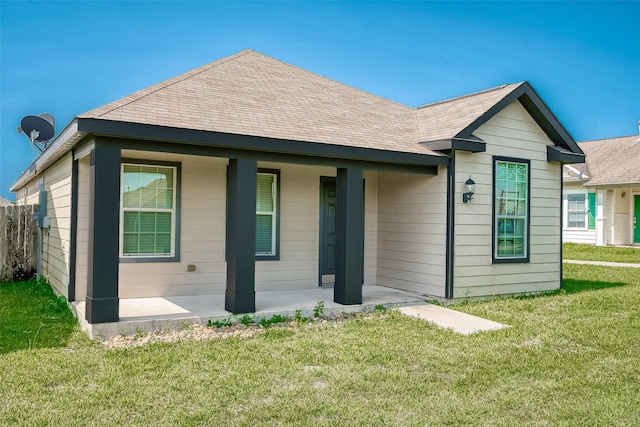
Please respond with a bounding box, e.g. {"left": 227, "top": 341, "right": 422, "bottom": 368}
{"left": 0, "top": 280, "right": 78, "bottom": 354}
{"left": 561, "top": 279, "right": 627, "bottom": 295}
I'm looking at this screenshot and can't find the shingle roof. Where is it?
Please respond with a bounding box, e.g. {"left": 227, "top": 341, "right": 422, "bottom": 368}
{"left": 12, "top": 49, "right": 582, "bottom": 192}
{"left": 0, "top": 197, "right": 14, "bottom": 207}
{"left": 79, "top": 50, "right": 539, "bottom": 156}
{"left": 80, "top": 49, "right": 430, "bottom": 155}
{"left": 569, "top": 135, "right": 640, "bottom": 186}
{"left": 416, "top": 83, "right": 525, "bottom": 142}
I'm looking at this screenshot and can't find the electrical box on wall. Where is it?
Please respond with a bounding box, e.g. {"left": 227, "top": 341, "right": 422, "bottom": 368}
{"left": 42, "top": 216, "right": 50, "bottom": 229}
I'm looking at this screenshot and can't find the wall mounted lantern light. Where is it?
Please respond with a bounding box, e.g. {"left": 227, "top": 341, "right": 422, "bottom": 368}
{"left": 462, "top": 177, "right": 475, "bottom": 203}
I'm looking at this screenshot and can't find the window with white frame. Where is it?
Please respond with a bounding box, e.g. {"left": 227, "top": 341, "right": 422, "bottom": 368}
{"left": 567, "top": 193, "right": 586, "bottom": 228}
{"left": 256, "top": 171, "right": 278, "bottom": 257}
{"left": 564, "top": 191, "right": 595, "bottom": 230}
{"left": 121, "top": 163, "right": 178, "bottom": 258}
{"left": 494, "top": 158, "right": 529, "bottom": 262}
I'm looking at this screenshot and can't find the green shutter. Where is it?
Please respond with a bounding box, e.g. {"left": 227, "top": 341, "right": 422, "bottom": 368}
{"left": 588, "top": 193, "right": 596, "bottom": 229}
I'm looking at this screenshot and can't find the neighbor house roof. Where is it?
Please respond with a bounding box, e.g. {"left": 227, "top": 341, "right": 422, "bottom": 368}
{"left": 566, "top": 135, "right": 640, "bottom": 186}
{"left": 11, "top": 49, "right": 582, "bottom": 192}
{"left": 0, "top": 196, "right": 13, "bottom": 207}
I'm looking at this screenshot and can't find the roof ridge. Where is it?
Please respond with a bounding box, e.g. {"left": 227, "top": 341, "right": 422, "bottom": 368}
{"left": 81, "top": 49, "right": 255, "bottom": 118}
{"left": 416, "top": 82, "right": 524, "bottom": 110}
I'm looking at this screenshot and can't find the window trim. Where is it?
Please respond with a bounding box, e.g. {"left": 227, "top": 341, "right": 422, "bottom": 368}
{"left": 492, "top": 156, "right": 530, "bottom": 264}
{"left": 119, "top": 159, "right": 181, "bottom": 263}
{"left": 255, "top": 168, "right": 280, "bottom": 260}
{"left": 564, "top": 190, "right": 588, "bottom": 230}
{"left": 562, "top": 190, "right": 596, "bottom": 230}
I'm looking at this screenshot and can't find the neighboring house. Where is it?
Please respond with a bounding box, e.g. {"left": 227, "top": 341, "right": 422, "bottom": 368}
{"left": 0, "top": 196, "right": 14, "bottom": 207}
{"left": 563, "top": 132, "right": 640, "bottom": 246}
{"left": 10, "top": 50, "right": 584, "bottom": 326}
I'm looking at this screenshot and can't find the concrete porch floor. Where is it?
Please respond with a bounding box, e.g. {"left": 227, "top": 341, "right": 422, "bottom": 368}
{"left": 72, "top": 285, "right": 426, "bottom": 339}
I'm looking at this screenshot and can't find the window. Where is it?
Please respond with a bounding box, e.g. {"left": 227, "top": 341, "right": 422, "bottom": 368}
{"left": 120, "top": 162, "right": 179, "bottom": 261}
{"left": 567, "top": 193, "right": 586, "bottom": 228}
{"left": 494, "top": 158, "right": 529, "bottom": 262}
{"left": 564, "top": 191, "right": 596, "bottom": 230}
{"left": 256, "top": 171, "right": 279, "bottom": 258}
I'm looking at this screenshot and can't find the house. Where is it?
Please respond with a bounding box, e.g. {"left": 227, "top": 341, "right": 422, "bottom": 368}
{"left": 10, "top": 49, "right": 584, "bottom": 328}
{"left": 0, "top": 196, "right": 14, "bottom": 207}
{"left": 563, "top": 131, "right": 640, "bottom": 246}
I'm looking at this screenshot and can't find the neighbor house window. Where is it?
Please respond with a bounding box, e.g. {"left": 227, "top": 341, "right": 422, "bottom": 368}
{"left": 494, "top": 158, "right": 529, "bottom": 262}
{"left": 564, "top": 191, "right": 596, "bottom": 230}
{"left": 567, "top": 193, "right": 586, "bottom": 228}
{"left": 121, "top": 162, "right": 179, "bottom": 260}
{"left": 256, "top": 170, "right": 279, "bottom": 258}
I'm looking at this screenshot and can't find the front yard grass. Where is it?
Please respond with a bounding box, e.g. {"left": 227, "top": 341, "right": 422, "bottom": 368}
{"left": 564, "top": 242, "right": 640, "bottom": 263}
{"left": 2, "top": 266, "right": 640, "bottom": 426}
{"left": 0, "top": 279, "right": 82, "bottom": 354}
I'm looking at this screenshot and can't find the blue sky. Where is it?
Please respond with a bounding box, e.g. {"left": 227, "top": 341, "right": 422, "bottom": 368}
{"left": 1, "top": 1, "right": 638, "bottom": 200}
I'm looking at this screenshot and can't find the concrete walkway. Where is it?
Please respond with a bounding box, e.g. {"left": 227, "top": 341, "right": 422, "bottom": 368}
{"left": 563, "top": 259, "right": 640, "bottom": 268}
{"left": 399, "top": 305, "right": 509, "bottom": 335}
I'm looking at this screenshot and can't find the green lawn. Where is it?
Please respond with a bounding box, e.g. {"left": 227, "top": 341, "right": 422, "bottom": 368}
{"left": 2, "top": 268, "right": 640, "bottom": 426}
{"left": 564, "top": 242, "right": 640, "bottom": 263}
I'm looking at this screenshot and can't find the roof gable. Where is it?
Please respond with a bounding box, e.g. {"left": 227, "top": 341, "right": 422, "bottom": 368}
{"left": 416, "top": 81, "right": 583, "bottom": 158}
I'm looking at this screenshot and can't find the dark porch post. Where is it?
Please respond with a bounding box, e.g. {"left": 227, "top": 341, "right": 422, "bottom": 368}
{"left": 225, "top": 158, "right": 257, "bottom": 313}
{"left": 335, "top": 167, "right": 364, "bottom": 305}
{"left": 86, "top": 139, "right": 120, "bottom": 323}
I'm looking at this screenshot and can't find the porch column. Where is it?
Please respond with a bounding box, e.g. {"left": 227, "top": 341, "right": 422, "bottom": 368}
{"left": 335, "top": 167, "right": 364, "bottom": 305}
{"left": 86, "top": 140, "right": 120, "bottom": 323}
{"left": 225, "top": 158, "right": 257, "bottom": 313}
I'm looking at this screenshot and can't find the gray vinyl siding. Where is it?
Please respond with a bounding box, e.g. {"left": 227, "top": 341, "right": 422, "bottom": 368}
{"left": 74, "top": 155, "right": 90, "bottom": 301}
{"left": 117, "top": 153, "right": 379, "bottom": 298}
{"left": 118, "top": 152, "right": 227, "bottom": 298}
{"left": 376, "top": 169, "right": 448, "bottom": 296}
{"left": 453, "top": 100, "right": 562, "bottom": 298}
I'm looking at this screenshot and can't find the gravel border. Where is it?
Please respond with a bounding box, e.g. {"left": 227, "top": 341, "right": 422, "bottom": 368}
{"left": 101, "top": 314, "right": 364, "bottom": 349}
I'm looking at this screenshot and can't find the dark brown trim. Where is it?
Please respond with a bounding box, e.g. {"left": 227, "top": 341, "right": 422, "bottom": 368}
{"left": 445, "top": 153, "right": 455, "bottom": 298}
{"left": 78, "top": 118, "right": 449, "bottom": 168}
{"left": 547, "top": 145, "right": 586, "bottom": 163}
{"left": 85, "top": 139, "right": 121, "bottom": 323}
{"left": 114, "top": 137, "right": 440, "bottom": 175}
{"left": 559, "top": 165, "right": 564, "bottom": 289}
{"left": 68, "top": 155, "right": 78, "bottom": 302}
{"left": 334, "top": 167, "right": 364, "bottom": 305}
{"left": 225, "top": 158, "right": 257, "bottom": 314}
{"left": 421, "top": 136, "right": 486, "bottom": 153}
{"left": 455, "top": 82, "right": 583, "bottom": 156}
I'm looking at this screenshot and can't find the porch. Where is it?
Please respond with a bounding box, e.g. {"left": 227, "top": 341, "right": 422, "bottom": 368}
{"left": 72, "top": 285, "right": 426, "bottom": 339}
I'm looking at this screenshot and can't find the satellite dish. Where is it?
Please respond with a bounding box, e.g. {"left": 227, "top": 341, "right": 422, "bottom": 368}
{"left": 17, "top": 113, "right": 56, "bottom": 152}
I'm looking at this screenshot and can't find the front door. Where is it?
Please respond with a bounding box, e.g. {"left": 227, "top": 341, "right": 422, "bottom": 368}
{"left": 634, "top": 195, "right": 640, "bottom": 243}
{"left": 319, "top": 178, "right": 337, "bottom": 284}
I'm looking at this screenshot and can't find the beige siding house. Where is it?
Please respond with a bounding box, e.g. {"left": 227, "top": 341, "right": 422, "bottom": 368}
{"left": 563, "top": 133, "right": 640, "bottom": 246}
{"left": 10, "top": 50, "right": 584, "bottom": 328}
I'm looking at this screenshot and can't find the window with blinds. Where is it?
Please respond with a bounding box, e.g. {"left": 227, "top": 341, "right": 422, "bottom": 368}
{"left": 256, "top": 171, "right": 278, "bottom": 257}
{"left": 121, "top": 163, "right": 176, "bottom": 257}
{"left": 567, "top": 193, "right": 586, "bottom": 228}
{"left": 494, "top": 158, "right": 529, "bottom": 262}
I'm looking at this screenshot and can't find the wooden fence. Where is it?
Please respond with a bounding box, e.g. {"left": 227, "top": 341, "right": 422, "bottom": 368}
{"left": 0, "top": 205, "right": 38, "bottom": 282}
